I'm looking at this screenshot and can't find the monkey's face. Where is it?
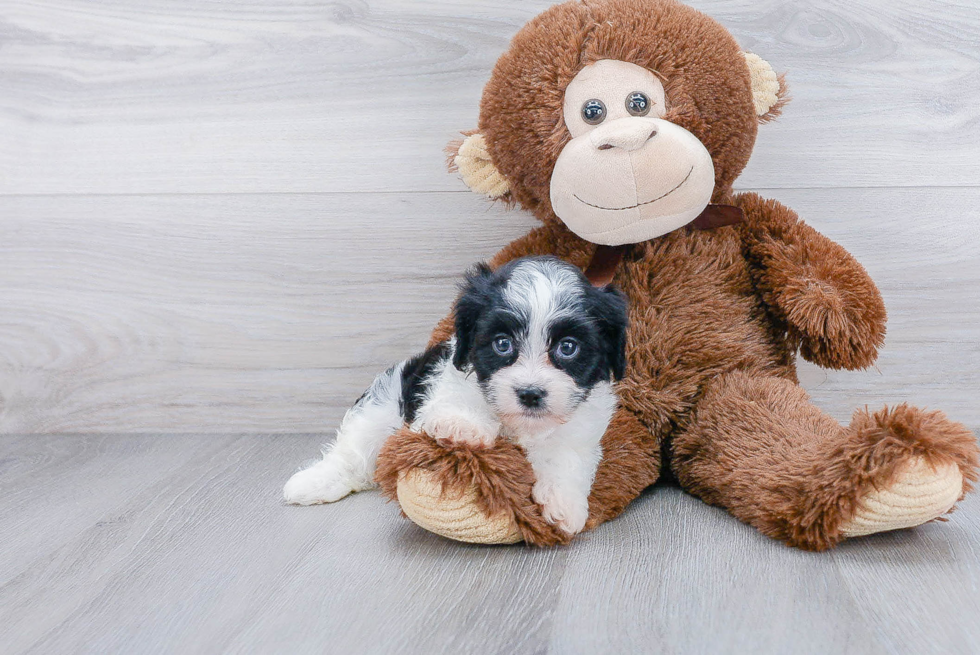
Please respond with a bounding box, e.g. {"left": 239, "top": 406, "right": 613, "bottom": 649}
{"left": 452, "top": 0, "right": 786, "bottom": 245}
{"left": 550, "top": 60, "right": 716, "bottom": 245}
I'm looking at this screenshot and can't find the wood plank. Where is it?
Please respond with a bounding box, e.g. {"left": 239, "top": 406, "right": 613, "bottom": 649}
{"left": 550, "top": 486, "right": 980, "bottom": 654}
{"left": 0, "top": 187, "right": 977, "bottom": 433}
{"left": 1, "top": 434, "right": 977, "bottom": 653}
{"left": 0, "top": 434, "right": 567, "bottom": 654}
{"left": 0, "top": 434, "right": 233, "bottom": 586}
{"left": 1, "top": 0, "right": 978, "bottom": 194}
{"left": 550, "top": 488, "right": 888, "bottom": 654}
{"left": 832, "top": 511, "right": 980, "bottom": 654}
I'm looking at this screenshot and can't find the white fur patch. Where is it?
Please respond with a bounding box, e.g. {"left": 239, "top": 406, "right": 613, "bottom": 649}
{"left": 411, "top": 350, "right": 501, "bottom": 448}
{"left": 515, "top": 382, "right": 616, "bottom": 534}
{"left": 283, "top": 362, "right": 405, "bottom": 505}
{"left": 487, "top": 353, "right": 583, "bottom": 433}
{"left": 488, "top": 259, "right": 587, "bottom": 431}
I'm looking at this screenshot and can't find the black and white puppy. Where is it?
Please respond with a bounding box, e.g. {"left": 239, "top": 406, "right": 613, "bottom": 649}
{"left": 283, "top": 256, "right": 628, "bottom": 534}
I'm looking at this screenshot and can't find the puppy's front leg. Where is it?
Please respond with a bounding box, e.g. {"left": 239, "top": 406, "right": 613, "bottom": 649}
{"left": 526, "top": 444, "right": 600, "bottom": 535}
{"left": 522, "top": 385, "right": 614, "bottom": 535}
{"left": 412, "top": 360, "right": 500, "bottom": 448}
{"left": 414, "top": 398, "right": 500, "bottom": 449}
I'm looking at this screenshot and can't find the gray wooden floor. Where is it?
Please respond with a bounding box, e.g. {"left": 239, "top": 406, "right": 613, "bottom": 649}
{"left": 2, "top": 434, "right": 978, "bottom": 655}
{"left": 2, "top": 1, "right": 979, "bottom": 653}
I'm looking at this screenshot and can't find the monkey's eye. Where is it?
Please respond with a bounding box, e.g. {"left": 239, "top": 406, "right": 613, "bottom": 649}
{"left": 581, "top": 99, "right": 606, "bottom": 125}
{"left": 492, "top": 335, "right": 514, "bottom": 356}
{"left": 555, "top": 338, "right": 579, "bottom": 359}
{"left": 626, "top": 92, "right": 651, "bottom": 116}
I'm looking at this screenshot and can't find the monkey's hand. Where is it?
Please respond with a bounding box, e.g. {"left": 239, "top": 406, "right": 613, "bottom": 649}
{"left": 735, "top": 192, "right": 887, "bottom": 370}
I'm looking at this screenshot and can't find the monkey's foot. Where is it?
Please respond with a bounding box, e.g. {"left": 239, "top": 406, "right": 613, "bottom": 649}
{"left": 397, "top": 469, "right": 522, "bottom": 544}
{"left": 840, "top": 457, "right": 963, "bottom": 538}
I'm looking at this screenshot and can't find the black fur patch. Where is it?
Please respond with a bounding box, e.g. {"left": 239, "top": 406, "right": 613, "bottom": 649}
{"left": 452, "top": 262, "right": 501, "bottom": 372}
{"left": 581, "top": 284, "right": 629, "bottom": 381}
{"left": 546, "top": 315, "right": 608, "bottom": 387}
{"left": 399, "top": 341, "right": 451, "bottom": 424}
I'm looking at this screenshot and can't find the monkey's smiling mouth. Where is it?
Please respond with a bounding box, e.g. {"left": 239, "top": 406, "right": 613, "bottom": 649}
{"left": 573, "top": 166, "right": 694, "bottom": 211}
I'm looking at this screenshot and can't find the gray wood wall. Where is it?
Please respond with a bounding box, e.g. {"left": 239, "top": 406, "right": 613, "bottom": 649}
{"left": 2, "top": 0, "right": 978, "bottom": 434}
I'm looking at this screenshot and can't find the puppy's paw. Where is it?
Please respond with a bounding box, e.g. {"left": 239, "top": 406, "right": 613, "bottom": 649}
{"left": 532, "top": 481, "right": 589, "bottom": 535}
{"left": 424, "top": 414, "right": 498, "bottom": 449}
{"left": 283, "top": 458, "right": 361, "bottom": 505}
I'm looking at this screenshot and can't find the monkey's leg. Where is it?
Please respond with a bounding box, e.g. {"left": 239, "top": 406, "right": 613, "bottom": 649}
{"left": 671, "top": 371, "right": 978, "bottom": 550}
{"left": 585, "top": 408, "right": 662, "bottom": 531}
{"left": 374, "top": 407, "right": 660, "bottom": 546}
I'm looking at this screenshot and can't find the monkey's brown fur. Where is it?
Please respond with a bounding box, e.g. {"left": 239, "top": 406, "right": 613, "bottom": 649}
{"left": 375, "top": 0, "right": 979, "bottom": 550}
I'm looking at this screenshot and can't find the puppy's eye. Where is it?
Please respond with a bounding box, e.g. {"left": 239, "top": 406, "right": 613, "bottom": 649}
{"left": 581, "top": 99, "right": 606, "bottom": 125}
{"left": 626, "top": 92, "right": 651, "bottom": 116}
{"left": 556, "top": 338, "right": 579, "bottom": 359}
{"left": 492, "top": 335, "right": 513, "bottom": 356}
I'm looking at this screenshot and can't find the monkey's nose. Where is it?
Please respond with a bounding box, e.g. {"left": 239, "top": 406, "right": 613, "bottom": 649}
{"left": 516, "top": 386, "right": 547, "bottom": 409}
{"left": 591, "top": 118, "right": 659, "bottom": 152}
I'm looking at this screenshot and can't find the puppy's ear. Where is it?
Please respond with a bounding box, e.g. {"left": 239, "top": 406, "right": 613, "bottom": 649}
{"left": 586, "top": 285, "right": 629, "bottom": 381}
{"left": 452, "top": 263, "right": 494, "bottom": 371}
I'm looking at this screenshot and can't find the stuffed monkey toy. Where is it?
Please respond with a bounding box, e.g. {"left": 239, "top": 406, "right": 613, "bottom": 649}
{"left": 372, "top": 0, "right": 980, "bottom": 550}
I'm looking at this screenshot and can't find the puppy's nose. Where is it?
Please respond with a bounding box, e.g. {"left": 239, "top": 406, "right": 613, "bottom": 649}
{"left": 591, "top": 117, "right": 659, "bottom": 152}
{"left": 516, "top": 386, "right": 547, "bottom": 409}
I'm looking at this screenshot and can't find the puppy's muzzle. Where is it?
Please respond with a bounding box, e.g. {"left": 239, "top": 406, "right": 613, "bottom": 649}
{"left": 516, "top": 386, "right": 547, "bottom": 409}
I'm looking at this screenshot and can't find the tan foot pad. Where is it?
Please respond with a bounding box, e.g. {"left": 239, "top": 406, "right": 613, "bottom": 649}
{"left": 396, "top": 469, "right": 523, "bottom": 544}
{"left": 841, "top": 457, "right": 964, "bottom": 538}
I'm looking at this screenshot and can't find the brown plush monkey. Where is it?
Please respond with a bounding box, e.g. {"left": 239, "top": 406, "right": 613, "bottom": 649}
{"left": 374, "top": 0, "right": 979, "bottom": 550}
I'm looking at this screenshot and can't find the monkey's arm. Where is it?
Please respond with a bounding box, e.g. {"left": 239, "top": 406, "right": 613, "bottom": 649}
{"left": 428, "top": 221, "right": 593, "bottom": 346}
{"left": 733, "top": 191, "right": 887, "bottom": 370}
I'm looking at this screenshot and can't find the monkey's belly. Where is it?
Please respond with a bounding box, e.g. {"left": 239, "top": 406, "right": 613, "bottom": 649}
{"left": 617, "top": 281, "right": 793, "bottom": 434}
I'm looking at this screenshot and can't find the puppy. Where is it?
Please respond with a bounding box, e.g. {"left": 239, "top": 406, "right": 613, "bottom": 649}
{"left": 283, "top": 256, "right": 628, "bottom": 535}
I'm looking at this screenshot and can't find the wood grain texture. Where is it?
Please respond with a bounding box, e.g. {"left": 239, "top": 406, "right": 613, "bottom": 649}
{"left": 0, "top": 192, "right": 533, "bottom": 432}
{"left": 1, "top": 0, "right": 978, "bottom": 194}
{"left": 0, "top": 188, "right": 977, "bottom": 433}
{"left": 0, "top": 434, "right": 977, "bottom": 654}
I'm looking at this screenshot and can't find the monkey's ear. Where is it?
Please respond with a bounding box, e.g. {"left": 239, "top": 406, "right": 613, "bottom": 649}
{"left": 446, "top": 133, "right": 511, "bottom": 200}
{"left": 743, "top": 53, "right": 789, "bottom": 124}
